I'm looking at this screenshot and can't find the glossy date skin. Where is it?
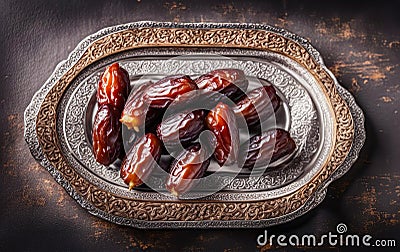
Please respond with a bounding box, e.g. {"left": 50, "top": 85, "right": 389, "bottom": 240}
{"left": 143, "top": 75, "right": 198, "bottom": 109}
{"left": 97, "top": 63, "right": 130, "bottom": 111}
{"left": 120, "top": 133, "right": 162, "bottom": 190}
{"left": 166, "top": 143, "right": 210, "bottom": 197}
{"left": 92, "top": 104, "right": 123, "bottom": 166}
{"left": 206, "top": 102, "right": 239, "bottom": 166}
{"left": 120, "top": 82, "right": 159, "bottom": 132}
{"left": 156, "top": 110, "right": 205, "bottom": 150}
{"left": 195, "top": 69, "right": 248, "bottom": 101}
{"left": 238, "top": 128, "right": 296, "bottom": 170}
{"left": 233, "top": 85, "right": 281, "bottom": 128}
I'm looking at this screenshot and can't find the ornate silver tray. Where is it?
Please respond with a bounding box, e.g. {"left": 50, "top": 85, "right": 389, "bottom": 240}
{"left": 24, "top": 22, "right": 365, "bottom": 228}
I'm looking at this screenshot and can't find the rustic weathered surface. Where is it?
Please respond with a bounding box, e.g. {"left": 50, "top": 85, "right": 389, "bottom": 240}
{"left": 0, "top": 0, "right": 399, "bottom": 251}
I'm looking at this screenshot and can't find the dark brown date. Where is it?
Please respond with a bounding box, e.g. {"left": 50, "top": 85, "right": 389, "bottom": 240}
{"left": 143, "top": 75, "right": 198, "bottom": 109}
{"left": 238, "top": 128, "right": 296, "bottom": 170}
{"left": 156, "top": 110, "right": 205, "bottom": 150}
{"left": 92, "top": 104, "right": 123, "bottom": 166}
{"left": 166, "top": 143, "right": 210, "bottom": 197}
{"left": 120, "top": 133, "right": 162, "bottom": 190}
{"left": 205, "top": 102, "right": 239, "bottom": 166}
{"left": 120, "top": 82, "right": 158, "bottom": 132}
{"left": 233, "top": 85, "right": 281, "bottom": 128}
{"left": 195, "top": 69, "right": 248, "bottom": 100}
{"left": 97, "top": 63, "right": 130, "bottom": 111}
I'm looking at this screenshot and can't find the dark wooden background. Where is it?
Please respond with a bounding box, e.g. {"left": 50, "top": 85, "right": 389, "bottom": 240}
{"left": 1, "top": 0, "right": 399, "bottom": 251}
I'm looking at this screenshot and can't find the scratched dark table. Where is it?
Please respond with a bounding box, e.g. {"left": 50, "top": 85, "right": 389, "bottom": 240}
{"left": 1, "top": 0, "right": 399, "bottom": 251}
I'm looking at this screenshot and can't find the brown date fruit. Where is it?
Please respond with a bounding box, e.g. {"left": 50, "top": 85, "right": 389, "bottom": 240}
{"left": 120, "top": 82, "right": 159, "bottom": 132}
{"left": 92, "top": 104, "right": 123, "bottom": 166}
{"left": 97, "top": 63, "right": 130, "bottom": 111}
{"left": 195, "top": 69, "right": 249, "bottom": 101}
{"left": 238, "top": 128, "right": 296, "bottom": 170}
{"left": 205, "top": 102, "right": 239, "bottom": 166}
{"left": 233, "top": 85, "right": 281, "bottom": 128}
{"left": 143, "top": 75, "right": 198, "bottom": 109}
{"left": 120, "top": 133, "right": 162, "bottom": 190}
{"left": 166, "top": 143, "right": 210, "bottom": 197}
{"left": 156, "top": 110, "right": 205, "bottom": 150}
{"left": 159, "top": 155, "right": 175, "bottom": 173}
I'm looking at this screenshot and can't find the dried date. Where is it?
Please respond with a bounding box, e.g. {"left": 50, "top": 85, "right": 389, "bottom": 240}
{"left": 92, "top": 104, "right": 123, "bottom": 166}
{"left": 195, "top": 69, "right": 248, "bottom": 101}
{"left": 166, "top": 143, "right": 210, "bottom": 197}
{"left": 205, "top": 102, "right": 239, "bottom": 166}
{"left": 120, "top": 133, "right": 162, "bottom": 190}
{"left": 120, "top": 82, "right": 159, "bottom": 132}
{"left": 238, "top": 128, "right": 296, "bottom": 170}
{"left": 97, "top": 63, "right": 130, "bottom": 111}
{"left": 233, "top": 85, "right": 281, "bottom": 128}
{"left": 143, "top": 75, "right": 198, "bottom": 109}
{"left": 156, "top": 110, "right": 205, "bottom": 150}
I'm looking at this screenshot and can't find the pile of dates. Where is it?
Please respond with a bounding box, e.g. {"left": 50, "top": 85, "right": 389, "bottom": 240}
{"left": 92, "top": 63, "right": 296, "bottom": 197}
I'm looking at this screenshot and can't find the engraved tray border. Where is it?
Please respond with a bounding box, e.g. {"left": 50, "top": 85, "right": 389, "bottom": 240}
{"left": 24, "top": 22, "right": 365, "bottom": 228}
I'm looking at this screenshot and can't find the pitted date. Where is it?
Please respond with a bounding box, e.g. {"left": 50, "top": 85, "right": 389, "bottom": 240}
{"left": 143, "top": 75, "right": 198, "bottom": 109}
{"left": 157, "top": 110, "right": 205, "bottom": 150}
{"left": 238, "top": 128, "right": 296, "bottom": 170}
{"left": 120, "top": 133, "right": 162, "bottom": 190}
{"left": 233, "top": 85, "right": 281, "bottom": 128}
{"left": 166, "top": 143, "right": 210, "bottom": 197}
{"left": 195, "top": 69, "right": 248, "bottom": 100}
{"left": 97, "top": 63, "right": 130, "bottom": 111}
{"left": 205, "top": 102, "right": 239, "bottom": 166}
{"left": 92, "top": 104, "right": 123, "bottom": 166}
{"left": 120, "top": 82, "right": 158, "bottom": 132}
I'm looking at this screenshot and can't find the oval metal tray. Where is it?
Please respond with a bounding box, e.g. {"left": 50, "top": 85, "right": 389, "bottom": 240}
{"left": 24, "top": 22, "right": 365, "bottom": 228}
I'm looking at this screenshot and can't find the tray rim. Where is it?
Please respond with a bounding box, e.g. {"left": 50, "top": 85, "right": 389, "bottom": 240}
{"left": 24, "top": 21, "right": 364, "bottom": 228}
